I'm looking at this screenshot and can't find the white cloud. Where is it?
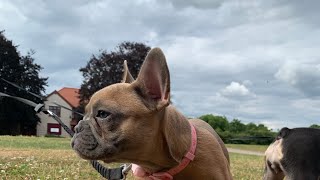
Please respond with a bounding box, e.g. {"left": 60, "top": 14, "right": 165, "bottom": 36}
{"left": 165, "top": 0, "right": 224, "bottom": 9}
{"left": 243, "top": 80, "right": 253, "bottom": 86}
{"left": 275, "top": 61, "right": 320, "bottom": 97}
{"left": 291, "top": 98, "right": 320, "bottom": 115}
{"left": 220, "top": 82, "right": 253, "bottom": 97}
{"left": 275, "top": 62, "right": 298, "bottom": 85}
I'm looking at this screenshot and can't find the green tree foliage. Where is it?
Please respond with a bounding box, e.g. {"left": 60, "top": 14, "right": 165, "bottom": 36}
{"left": 310, "top": 124, "right": 320, "bottom": 129}
{"left": 229, "top": 119, "right": 246, "bottom": 133}
{"left": 199, "top": 114, "right": 229, "bottom": 132}
{"left": 199, "top": 114, "right": 276, "bottom": 145}
{"left": 79, "top": 42, "right": 150, "bottom": 108}
{"left": 0, "top": 31, "right": 48, "bottom": 135}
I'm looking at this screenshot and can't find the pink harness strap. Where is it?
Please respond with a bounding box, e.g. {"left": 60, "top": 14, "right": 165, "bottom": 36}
{"left": 132, "top": 122, "right": 197, "bottom": 180}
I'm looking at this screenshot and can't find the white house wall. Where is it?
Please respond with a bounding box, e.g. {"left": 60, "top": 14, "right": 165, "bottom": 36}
{"left": 37, "top": 93, "right": 73, "bottom": 137}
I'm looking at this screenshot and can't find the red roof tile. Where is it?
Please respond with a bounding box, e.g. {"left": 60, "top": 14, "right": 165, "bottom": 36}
{"left": 56, "top": 87, "right": 80, "bottom": 108}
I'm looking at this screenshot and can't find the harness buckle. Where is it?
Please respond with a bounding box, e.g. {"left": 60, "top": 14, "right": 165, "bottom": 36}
{"left": 34, "top": 103, "right": 44, "bottom": 113}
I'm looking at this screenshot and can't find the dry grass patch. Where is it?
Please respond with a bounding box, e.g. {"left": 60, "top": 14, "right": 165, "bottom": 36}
{"left": 230, "top": 153, "right": 265, "bottom": 180}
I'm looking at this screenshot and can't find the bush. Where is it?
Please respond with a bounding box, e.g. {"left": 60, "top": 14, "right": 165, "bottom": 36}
{"left": 199, "top": 114, "right": 276, "bottom": 145}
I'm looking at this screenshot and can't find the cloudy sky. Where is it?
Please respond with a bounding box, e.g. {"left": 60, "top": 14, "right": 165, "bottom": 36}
{"left": 1, "top": 0, "right": 319, "bottom": 130}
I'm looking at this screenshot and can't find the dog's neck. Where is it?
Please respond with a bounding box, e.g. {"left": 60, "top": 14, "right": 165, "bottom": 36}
{"left": 128, "top": 105, "right": 192, "bottom": 173}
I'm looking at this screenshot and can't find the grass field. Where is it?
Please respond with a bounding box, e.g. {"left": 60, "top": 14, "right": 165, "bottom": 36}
{"left": 226, "top": 144, "right": 268, "bottom": 153}
{"left": 0, "top": 136, "right": 266, "bottom": 179}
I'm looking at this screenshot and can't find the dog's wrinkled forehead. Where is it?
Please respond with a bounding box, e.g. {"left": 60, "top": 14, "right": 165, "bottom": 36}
{"left": 85, "top": 83, "right": 149, "bottom": 116}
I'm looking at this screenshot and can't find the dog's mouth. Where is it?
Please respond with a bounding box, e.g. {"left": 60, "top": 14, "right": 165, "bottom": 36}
{"left": 71, "top": 134, "right": 98, "bottom": 150}
{"left": 71, "top": 132, "right": 122, "bottom": 161}
{"left": 71, "top": 133, "right": 100, "bottom": 159}
{"left": 71, "top": 119, "right": 126, "bottom": 162}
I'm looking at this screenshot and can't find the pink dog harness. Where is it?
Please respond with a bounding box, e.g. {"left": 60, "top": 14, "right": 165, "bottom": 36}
{"left": 132, "top": 122, "right": 197, "bottom": 180}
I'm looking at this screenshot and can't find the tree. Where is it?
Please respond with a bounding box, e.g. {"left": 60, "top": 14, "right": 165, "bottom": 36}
{"left": 0, "top": 31, "right": 48, "bottom": 135}
{"left": 310, "top": 124, "right": 320, "bottom": 129}
{"left": 229, "top": 119, "right": 246, "bottom": 133}
{"left": 199, "top": 114, "right": 229, "bottom": 131}
{"left": 198, "top": 114, "right": 276, "bottom": 144}
{"left": 79, "top": 42, "right": 151, "bottom": 107}
{"left": 246, "top": 122, "right": 258, "bottom": 131}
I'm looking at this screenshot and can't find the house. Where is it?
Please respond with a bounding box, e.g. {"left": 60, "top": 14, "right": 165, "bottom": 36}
{"left": 37, "top": 87, "right": 81, "bottom": 137}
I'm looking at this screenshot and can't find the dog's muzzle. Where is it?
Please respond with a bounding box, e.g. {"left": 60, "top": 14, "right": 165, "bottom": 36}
{"left": 71, "top": 120, "right": 101, "bottom": 159}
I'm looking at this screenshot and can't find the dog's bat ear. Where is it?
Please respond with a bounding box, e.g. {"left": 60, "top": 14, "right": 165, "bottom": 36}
{"left": 121, "top": 60, "right": 134, "bottom": 83}
{"left": 134, "top": 47, "right": 170, "bottom": 110}
{"left": 277, "top": 127, "right": 290, "bottom": 139}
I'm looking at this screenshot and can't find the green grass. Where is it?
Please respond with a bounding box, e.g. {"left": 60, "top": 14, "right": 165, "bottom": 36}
{"left": 0, "top": 135, "right": 71, "bottom": 150}
{"left": 0, "top": 136, "right": 266, "bottom": 179}
{"left": 0, "top": 148, "right": 124, "bottom": 179}
{"left": 226, "top": 144, "right": 268, "bottom": 153}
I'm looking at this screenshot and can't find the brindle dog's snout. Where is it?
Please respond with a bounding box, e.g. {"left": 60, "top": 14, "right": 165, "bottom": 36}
{"left": 74, "top": 120, "right": 89, "bottom": 133}
{"left": 74, "top": 122, "right": 83, "bottom": 133}
{"left": 72, "top": 119, "right": 99, "bottom": 151}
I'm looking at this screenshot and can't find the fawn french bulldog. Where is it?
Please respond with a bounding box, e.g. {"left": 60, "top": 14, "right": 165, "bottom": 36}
{"left": 72, "top": 48, "right": 232, "bottom": 179}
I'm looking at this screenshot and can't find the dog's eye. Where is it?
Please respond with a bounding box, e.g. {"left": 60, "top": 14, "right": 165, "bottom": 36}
{"left": 96, "top": 110, "right": 111, "bottom": 119}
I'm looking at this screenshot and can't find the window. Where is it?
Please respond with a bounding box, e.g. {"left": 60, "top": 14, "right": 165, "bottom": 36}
{"left": 49, "top": 106, "right": 61, "bottom": 117}
{"left": 47, "top": 123, "right": 61, "bottom": 135}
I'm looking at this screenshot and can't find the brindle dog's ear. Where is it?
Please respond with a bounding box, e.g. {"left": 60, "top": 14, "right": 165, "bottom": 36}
{"left": 121, "top": 60, "right": 134, "bottom": 83}
{"left": 134, "top": 47, "right": 170, "bottom": 111}
{"left": 276, "top": 127, "right": 290, "bottom": 140}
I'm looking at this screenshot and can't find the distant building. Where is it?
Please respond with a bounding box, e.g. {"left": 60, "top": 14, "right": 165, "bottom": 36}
{"left": 37, "top": 87, "right": 80, "bottom": 137}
